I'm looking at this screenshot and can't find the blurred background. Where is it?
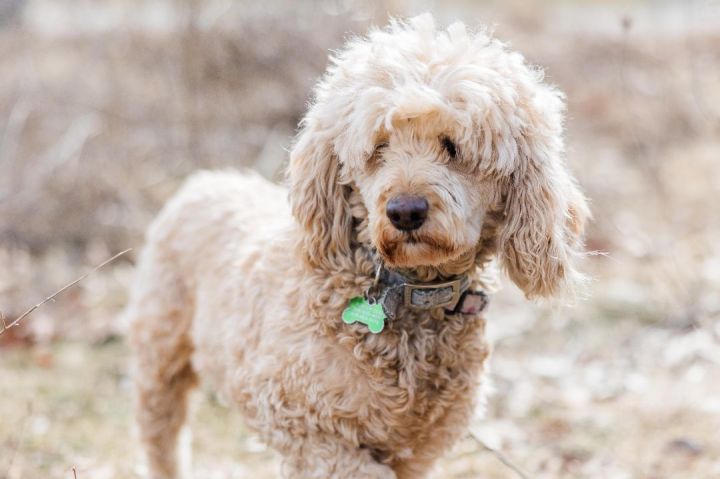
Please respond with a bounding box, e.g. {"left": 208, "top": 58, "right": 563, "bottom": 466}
{"left": 1, "top": 0, "right": 719, "bottom": 477}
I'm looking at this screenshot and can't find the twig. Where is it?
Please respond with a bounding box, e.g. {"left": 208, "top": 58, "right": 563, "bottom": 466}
{"left": 468, "top": 429, "right": 530, "bottom": 479}
{"left": 0, "top": 248, "right": 131, "bottom": 336}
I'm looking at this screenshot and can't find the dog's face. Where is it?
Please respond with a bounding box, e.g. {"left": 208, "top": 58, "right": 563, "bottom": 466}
{"left": 289, "top": 15, "right": 589, "bottom": 298}
{"left": 349, "top": 124, "right": 498, "bottom": 269}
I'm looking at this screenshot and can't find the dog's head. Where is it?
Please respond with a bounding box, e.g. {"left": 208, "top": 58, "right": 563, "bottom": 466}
{"left": 288, "top": 14, "right": 588, "bottom": 298}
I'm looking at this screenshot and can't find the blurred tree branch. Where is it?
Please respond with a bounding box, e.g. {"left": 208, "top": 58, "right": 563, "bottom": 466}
{"left": 468, "top": 429, "right": 530, "bottom": 479}
{"left": 0, "top": 248, "right": 131, "bottom": 336}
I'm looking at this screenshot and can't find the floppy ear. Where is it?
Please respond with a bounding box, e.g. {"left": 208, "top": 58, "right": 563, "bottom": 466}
{"left": 288, "top": 120, "right": 352, "bottom": 270}
{"left": 498, "top": 91, "right": 589, "bottom": 298}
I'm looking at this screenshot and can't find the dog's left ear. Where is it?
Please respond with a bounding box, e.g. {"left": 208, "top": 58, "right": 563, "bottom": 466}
{"left": 497, "top": 88, "right": 590, "bottom": 298}
{"left": 288, "top": 120, "right": 352, "bottom": 270}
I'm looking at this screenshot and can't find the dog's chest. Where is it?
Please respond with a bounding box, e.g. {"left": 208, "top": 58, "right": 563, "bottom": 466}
{"left": 352, "top": 313, "right": 488, "bottom": 457}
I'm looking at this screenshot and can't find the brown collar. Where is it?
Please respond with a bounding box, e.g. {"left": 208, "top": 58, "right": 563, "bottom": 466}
{"left": 364, "top": 263, "right": 489, "bottom": 320}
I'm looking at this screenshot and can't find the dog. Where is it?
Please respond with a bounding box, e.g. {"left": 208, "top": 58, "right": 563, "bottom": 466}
{"left": 126, "top": 14, "right": 588, "bottom": 479}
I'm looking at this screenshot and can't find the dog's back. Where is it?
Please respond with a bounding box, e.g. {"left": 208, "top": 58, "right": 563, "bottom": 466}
{"left": 125, "top": 170, "right": 293, "bottom": 478}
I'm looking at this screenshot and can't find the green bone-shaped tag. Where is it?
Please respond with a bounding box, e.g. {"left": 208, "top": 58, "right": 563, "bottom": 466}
{"left": 342, "top": 297, "right": 386, "bottom": 334}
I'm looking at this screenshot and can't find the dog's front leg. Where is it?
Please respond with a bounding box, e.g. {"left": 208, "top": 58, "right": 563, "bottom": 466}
{"left": 279, "top": 433, "right": 396, "bottom": 479}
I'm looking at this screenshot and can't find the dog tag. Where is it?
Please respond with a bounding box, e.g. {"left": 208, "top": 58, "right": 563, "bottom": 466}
{"left": 342, "top": 297, "right": 385, "bottom": 333}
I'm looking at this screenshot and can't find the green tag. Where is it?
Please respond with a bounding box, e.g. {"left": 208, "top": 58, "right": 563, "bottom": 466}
{"left": 342, "top": 297, "right": 386, "bottom": 333}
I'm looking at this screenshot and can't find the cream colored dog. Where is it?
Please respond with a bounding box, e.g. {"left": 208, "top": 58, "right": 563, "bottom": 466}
{"left": 126, "top": 14, "right": 588, "bottom": 479}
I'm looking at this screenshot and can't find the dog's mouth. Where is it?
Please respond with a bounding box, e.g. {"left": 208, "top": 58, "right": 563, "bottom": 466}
{"left": 377, "top": 230, "right": 462, "bottom": 268}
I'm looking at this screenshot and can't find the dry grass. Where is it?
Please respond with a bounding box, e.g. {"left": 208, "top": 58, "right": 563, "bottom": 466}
{"left": 1, "top": 0, "right": 719, "bottom": 478}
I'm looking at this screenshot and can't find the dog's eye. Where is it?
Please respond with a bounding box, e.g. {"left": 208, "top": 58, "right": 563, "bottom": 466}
{"left": 369, "top": 141, "right": 388, "bottom": 160}
{"left": 367, "top": 142, "right": 388, "bottom": 170}
{"left": 440, "top": 136, "right": 458, "bottom": 160}
{"left": 373, "top": 142, "right": 389, "bottom": 154}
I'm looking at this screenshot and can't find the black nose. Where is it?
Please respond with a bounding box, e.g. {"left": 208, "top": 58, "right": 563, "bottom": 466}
{"left": 386, "top": 195, "right": 429, "bottom": 231}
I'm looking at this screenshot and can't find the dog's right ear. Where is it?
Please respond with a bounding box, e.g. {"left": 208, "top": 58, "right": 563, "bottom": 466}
{"left": 288, "top": 120, "right": 352, "bottom": 270}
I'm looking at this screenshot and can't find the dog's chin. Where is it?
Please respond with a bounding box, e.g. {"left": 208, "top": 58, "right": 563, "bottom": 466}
{"left": 376, "top": 231, "right": 465, "bottom": 269}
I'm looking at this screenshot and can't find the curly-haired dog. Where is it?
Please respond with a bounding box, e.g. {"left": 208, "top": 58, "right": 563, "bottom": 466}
{"left": 126, "top": 14, "right": 588, "bottom": 479}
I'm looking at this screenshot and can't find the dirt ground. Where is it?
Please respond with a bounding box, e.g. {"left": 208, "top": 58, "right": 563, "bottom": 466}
{"left": 1, "top": 1, "right": 720, "bottom": 478}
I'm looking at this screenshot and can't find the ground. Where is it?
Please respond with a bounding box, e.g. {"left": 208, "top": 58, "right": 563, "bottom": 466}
{"left": 3, "top": 284, "right": 720, "bottom": 478}
{"left": 1, "top": 0, "right": 719, "bottom": 478}
{"left": 0, "top": 280, "right": 720, "bottom": 479}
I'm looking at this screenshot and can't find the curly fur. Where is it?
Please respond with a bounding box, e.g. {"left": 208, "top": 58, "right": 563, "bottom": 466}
{"left": 126, "top": 14, "right": 588, "bottom": 479}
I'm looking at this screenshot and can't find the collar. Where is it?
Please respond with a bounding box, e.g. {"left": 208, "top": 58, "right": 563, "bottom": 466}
{"left": 364, "top": 263, "right": 489, "bottom": 320}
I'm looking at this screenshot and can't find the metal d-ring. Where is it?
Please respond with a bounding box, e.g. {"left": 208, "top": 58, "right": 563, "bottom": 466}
{"left": 363, "top": 261, "right": 385, "bottom": 305}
